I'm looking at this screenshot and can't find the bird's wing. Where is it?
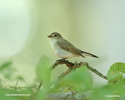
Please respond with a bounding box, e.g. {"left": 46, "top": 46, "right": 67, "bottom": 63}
{"left": 56, "top": 39, "right": 85, "bottom": 57}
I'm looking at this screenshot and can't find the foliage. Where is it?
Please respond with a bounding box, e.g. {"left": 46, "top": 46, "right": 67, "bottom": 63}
{"left": 89, "top": 62, "right": 125, "bottom": 100}
{"left": 0, "top": 58, "right": 125, "bottom": 100}
{"left": 0, "top": 62, "right": 31, "bottom": 100}
{"left": 36, "top": 56, "right": 50, "bottom": 85}
{"left": 0, "top": 61, "right": 16, "bottom": 79}
{"left": 107, "top": 62, "right": 125, "bottom": 83}
{"left": 35, "top": 56, "right": 51, "bottom": 100}
{"left": 54, "top": 66, "right": 92, "bottom": 91}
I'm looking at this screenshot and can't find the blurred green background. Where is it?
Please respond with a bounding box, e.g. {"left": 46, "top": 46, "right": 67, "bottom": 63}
{"left": 0, "top": 0, "right": 125, "bottom": 88}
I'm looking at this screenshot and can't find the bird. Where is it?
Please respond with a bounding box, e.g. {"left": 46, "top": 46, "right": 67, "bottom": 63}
{"left": 48, "top": 32, "right": 98, "bottom": 60}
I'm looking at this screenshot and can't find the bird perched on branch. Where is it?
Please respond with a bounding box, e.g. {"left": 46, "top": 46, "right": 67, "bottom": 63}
{"left": 48, "top": 32, "right": 98, "bottom": 60}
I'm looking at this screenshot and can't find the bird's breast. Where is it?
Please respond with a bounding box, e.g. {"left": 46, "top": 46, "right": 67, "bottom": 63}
{"left": 49, "top": 39, "right": 76, "bottom": 58}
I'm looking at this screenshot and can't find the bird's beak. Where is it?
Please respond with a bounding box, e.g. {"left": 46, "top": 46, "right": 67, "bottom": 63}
{"left": 48, "top": 35, "right": 53, "bottom": 38}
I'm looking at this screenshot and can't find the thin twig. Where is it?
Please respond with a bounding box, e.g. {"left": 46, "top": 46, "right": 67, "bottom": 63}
{"left": 86, "top": 64, "right": 107, "bottom": 80}
{"left": 14, "top": 80, "right": 18, "bottom": 89}
{"left": 51, "top": 60, "right": 107, "bottom": 80}
{"left": 36, "top": 81, "right": 42, "bottom": 94}
{"left": 58, "top": 69, "right": 72, "bottom": 79}
{"left": 30, "top": 81, "right": 43, "bottom": 100}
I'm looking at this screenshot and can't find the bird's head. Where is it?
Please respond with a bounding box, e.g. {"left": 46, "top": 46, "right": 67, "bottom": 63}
{"left": 48, "top": 32, "right": 63, "bottom": 40}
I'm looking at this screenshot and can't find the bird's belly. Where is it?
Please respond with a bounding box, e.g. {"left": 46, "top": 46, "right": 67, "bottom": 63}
{"left": 54, "top": 47, "right": 75, "bottom": 59}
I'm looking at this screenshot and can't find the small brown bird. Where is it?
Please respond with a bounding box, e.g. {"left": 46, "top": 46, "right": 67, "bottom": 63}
{"left": 48, "top": 32, "right": 98, "bottom": 59}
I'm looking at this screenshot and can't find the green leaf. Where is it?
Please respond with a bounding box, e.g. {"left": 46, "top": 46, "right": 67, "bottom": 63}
{"left": 36, "top": 56, "right": 51, "bottom": 85}
{"left": 0, "top": 62, "right": 12, "bottom": 72}
{"left": 107, "top": 62, "right": 125, "bottom": 83}
{"left": 90, "top": 84, "right": 125, "bottom": 100}
{"left": 0, "top": 87, "right": 18, "bottom": 100}
{"left": 56, "top": 66, "right": 93, "bottom": 91}
{"left": 15, "top": 75, "right": 25, "bottom": 82}
{"left": 0, "top": 61, "right": 16, "bottom": 79}
{"left": 3, "top": 68, "right": 16, "bottom": 79}
{"left": 36, "top": 88, "right": 48, "bottom": 100}
{"left": 35, "top": 56, "right": 51, "bottom": 99}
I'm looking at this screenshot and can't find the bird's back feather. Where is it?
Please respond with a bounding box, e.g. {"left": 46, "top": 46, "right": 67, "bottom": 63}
{"left": 57, "top": 39, "right": 98, "bottom": 58}
{"left": 57, "top": 39, "right": 85, "bottom": 57}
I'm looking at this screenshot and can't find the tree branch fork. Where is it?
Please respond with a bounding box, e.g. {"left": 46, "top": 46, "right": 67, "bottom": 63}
{"left": 51, "top": 59, "right": 107, "bottom": 80}
{"left": 35, "top": 60, "right": 107, "bottom": 100}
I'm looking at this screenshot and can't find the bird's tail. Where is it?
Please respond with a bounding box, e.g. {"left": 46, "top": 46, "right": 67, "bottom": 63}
{"left": 81, "top": 51, "right": 99, "bottom": 58}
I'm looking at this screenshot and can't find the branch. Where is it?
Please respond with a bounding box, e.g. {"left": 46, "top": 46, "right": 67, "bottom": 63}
{"left": 34, "top": 60, "right": 107, "bottom": 100}
{"left": 86, "top": 64, "right": 107, "bottom": 80}
{"left": 51, "top": 60, "right": 107, "bottom": 80}
{"left": 47, "top": 91, "right": 88, "bottom": 100}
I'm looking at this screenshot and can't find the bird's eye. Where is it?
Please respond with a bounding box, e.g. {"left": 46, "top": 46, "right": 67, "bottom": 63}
{"left": 54, "top": 35, "right": 57, "bottom": 37}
